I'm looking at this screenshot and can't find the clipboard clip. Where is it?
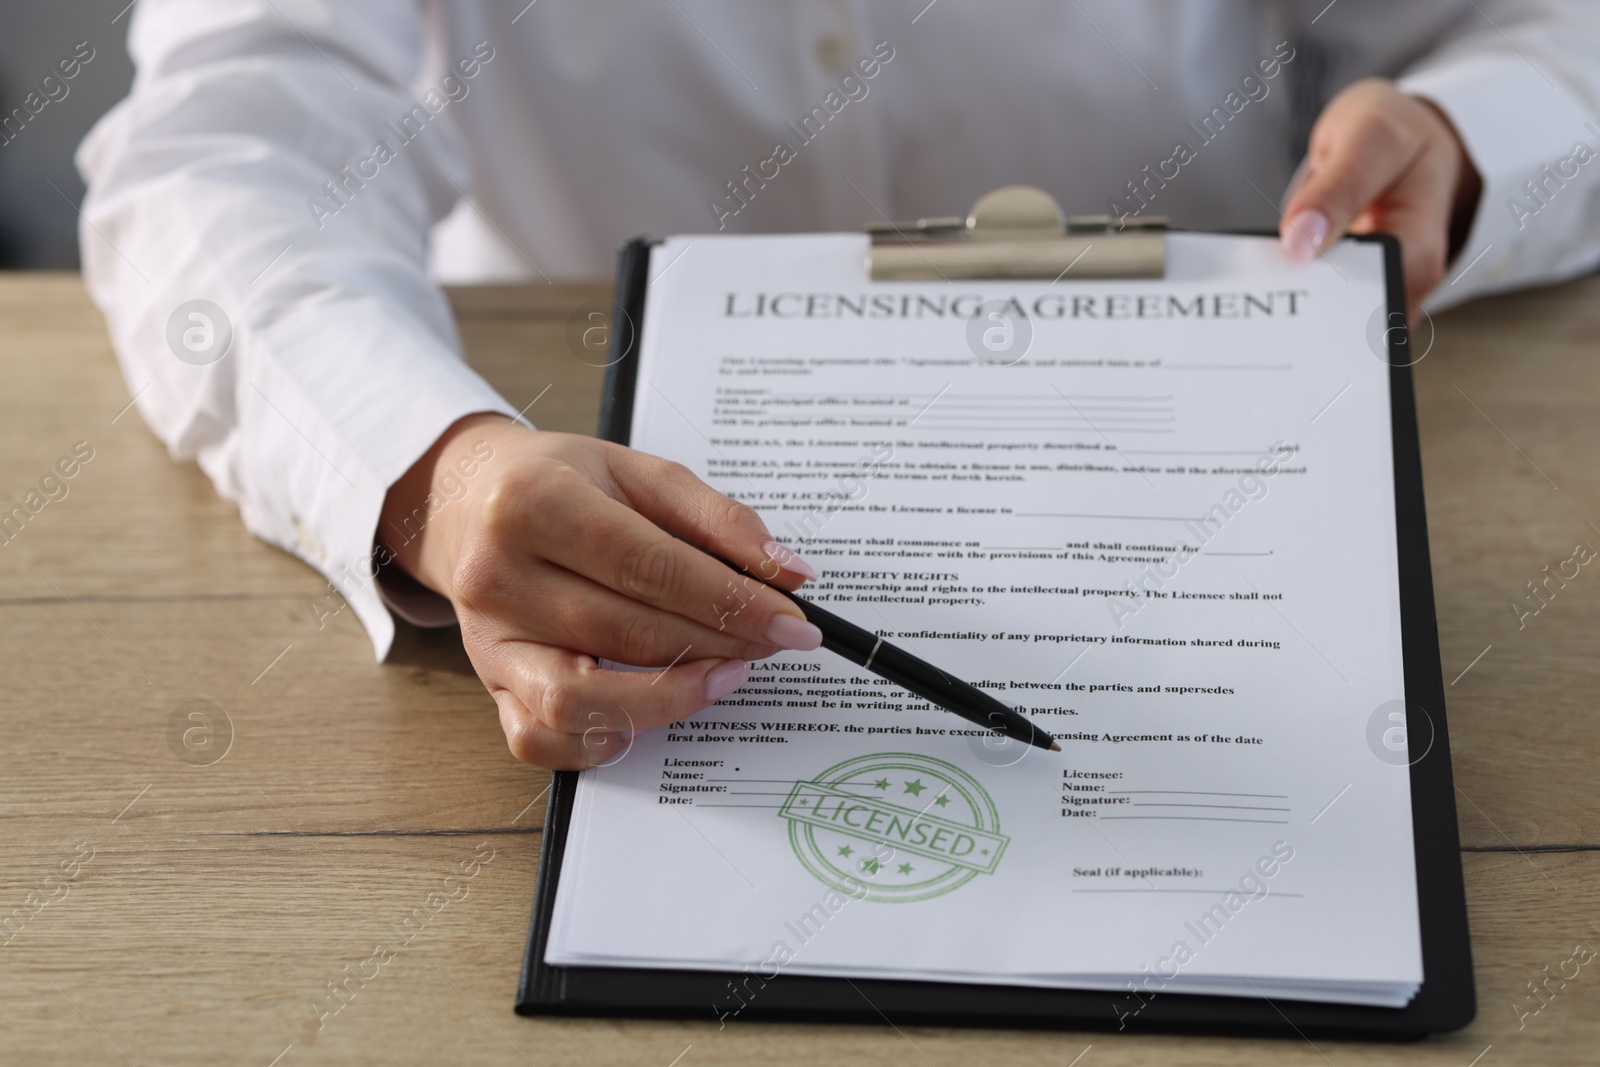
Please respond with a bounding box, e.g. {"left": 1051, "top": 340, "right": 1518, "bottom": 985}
{"left": 866, "top": 185, "right": 1166, "bottom": 281}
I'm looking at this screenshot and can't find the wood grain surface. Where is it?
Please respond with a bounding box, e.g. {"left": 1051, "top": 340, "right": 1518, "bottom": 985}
{"left": 1, "top": 272, "right": 1597, "bottom": 1065}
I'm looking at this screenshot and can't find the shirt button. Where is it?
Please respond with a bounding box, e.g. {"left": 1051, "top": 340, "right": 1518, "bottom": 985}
{"left": 815, "top": 34, "right": 850, "bottom": 75}
{"left": 292, "top": 516, "right": 326, "bottom": 563}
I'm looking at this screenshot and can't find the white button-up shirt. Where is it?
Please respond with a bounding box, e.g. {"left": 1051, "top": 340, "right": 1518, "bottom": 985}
{"left": 78, "top": 0, "right": 1600, "bottom": 657}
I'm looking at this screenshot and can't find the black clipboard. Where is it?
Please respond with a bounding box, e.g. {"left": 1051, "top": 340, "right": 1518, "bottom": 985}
{"left": 516, "top": 226, "right": 1475, "bottom": 1040}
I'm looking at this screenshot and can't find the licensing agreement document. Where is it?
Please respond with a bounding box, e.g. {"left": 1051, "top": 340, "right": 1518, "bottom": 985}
{"left": 545, "top": 232, "right": 1422, "bottom": 1011}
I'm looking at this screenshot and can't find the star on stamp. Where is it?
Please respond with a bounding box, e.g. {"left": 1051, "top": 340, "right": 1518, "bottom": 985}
{"left": 778, "top": 752, "right": 1009, "bottom": 903}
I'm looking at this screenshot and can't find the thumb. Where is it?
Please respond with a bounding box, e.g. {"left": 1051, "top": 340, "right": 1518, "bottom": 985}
{"left": 1280, "top": 80, "right": 1420, "bottom": 260}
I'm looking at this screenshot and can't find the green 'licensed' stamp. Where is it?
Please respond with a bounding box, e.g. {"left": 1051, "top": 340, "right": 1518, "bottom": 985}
{"left": 779, "top": 752, "right": 1009, "bottom": 903}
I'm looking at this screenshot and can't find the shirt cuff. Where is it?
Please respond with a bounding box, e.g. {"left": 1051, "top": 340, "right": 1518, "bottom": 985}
{"left": 1400, "top": 54, "right": 1600, "bottom": 310}
{"left": 218, "top": 294, "right": 516, "bottom": 661}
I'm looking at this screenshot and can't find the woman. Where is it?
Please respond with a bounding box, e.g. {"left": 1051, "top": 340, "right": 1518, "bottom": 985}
{"left": 78, "top": 0, "right": 1600, "bottom": 767}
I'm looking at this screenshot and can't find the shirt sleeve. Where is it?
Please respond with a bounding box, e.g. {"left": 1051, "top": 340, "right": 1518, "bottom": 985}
{"left": 1395, "top": 0, "right": 1600, "bottom": 310}
{"left": 76, "top": 0, "right": 516, "bottom": 659}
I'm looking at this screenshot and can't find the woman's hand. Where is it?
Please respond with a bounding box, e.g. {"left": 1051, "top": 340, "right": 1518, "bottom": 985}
{"left": 1280, "top": 78, "right": 1483, "bottom": 309}
{"left": 380, "top": 413, "right": 823, "bottom": 770}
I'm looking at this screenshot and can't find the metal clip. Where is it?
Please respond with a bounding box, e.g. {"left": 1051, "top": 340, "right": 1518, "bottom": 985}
{"left": 866, "top": 185, "right": 1166, "bottom": 281}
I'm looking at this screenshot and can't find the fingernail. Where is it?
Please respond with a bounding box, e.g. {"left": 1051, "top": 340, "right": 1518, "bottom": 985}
{"left": 765, "top": 613, "right": 823, "bottom": 651}
{"left": 1282, "top": 209, "right": 1329, "bottom": 260}
{"left": 762, "top": 539, "right": 819, "bottom": 581}
{"left": 705, "top": 660, "right": 750, "bottom": 702}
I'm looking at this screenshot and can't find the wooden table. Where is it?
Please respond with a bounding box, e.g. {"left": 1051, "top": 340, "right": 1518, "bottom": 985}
{"left": 2, "top": 272, "right": 1598, "bottom": 1066}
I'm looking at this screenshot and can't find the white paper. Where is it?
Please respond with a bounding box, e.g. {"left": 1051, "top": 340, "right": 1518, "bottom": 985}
{"left": 546, "top": 233, "right": 1422, "bottom": 1013}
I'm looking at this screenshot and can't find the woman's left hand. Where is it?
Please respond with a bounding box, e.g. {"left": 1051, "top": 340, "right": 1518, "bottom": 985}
{"left": 1280, "top": 78, "right": 1483, "bottom": 309}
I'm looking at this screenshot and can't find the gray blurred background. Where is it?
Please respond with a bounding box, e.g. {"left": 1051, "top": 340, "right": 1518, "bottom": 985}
{"left": 0, "top": 2, "right": 134, "bottom": 269}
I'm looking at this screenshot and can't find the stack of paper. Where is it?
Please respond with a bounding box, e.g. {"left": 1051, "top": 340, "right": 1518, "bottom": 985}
{"left": 546, "top": 233, "right": 1422, "bottom": 1011}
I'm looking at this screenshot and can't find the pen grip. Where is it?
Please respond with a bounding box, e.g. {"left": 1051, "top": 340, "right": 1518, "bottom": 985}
{"left": 777, "top": 588, "right": 883, "bottom": 664}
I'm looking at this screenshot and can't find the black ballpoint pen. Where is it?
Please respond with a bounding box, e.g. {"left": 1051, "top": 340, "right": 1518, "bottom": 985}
{"left": 774, "top": 586, "right": 1060, "bottom": 753}
{"left": 709, "top": 551, "right": 1060, "bottom": 754}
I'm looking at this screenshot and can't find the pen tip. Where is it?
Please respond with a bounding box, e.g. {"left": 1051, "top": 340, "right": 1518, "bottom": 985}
{"left": 1049, "top": 741, "right": 1061, "bottom": 752}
